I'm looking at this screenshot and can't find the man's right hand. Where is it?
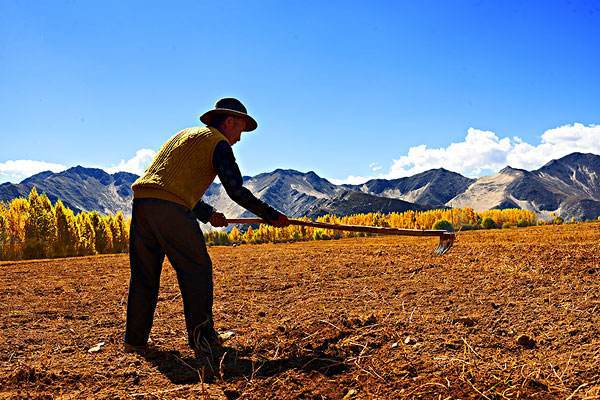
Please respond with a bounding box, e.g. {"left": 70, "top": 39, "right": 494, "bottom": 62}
{"left": 270, "top": 213, "right": 290, "bottom": 227}
{"left": 209, "top": 212, "right": 228, "bottom": 227}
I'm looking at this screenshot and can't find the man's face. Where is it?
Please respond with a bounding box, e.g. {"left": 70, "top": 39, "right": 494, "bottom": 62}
{"left": 221, "top": 116, "right": 246, "bottom": 146}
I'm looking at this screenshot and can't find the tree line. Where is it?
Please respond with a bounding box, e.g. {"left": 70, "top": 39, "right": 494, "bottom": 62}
{"left": 0, "top": 188, "right": 129, "bottom": 261}
{"left": 1, "top": 188, "right": 545, "bottom": 260}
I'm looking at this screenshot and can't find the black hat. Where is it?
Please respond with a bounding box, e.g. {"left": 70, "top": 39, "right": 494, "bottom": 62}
{"left": 200, "top": 98, "right": 258, "bottom": 132}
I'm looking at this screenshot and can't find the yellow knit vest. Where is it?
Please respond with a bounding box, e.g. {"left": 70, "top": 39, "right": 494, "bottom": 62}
{"left": 132, "top": 126, "right": 228, "bottom": 209}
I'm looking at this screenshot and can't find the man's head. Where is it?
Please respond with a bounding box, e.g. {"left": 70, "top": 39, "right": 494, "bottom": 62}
{"left": 200, "top": 98, "right": 257, "bottom": 145}
{"left": 211, "top": 115, "right": 247, "bottom": 145}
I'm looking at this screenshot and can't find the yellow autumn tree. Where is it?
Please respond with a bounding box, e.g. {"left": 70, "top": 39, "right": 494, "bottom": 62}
{"left": 89, "top": 211, "right": 114, "bottom": 254}
{"left": 24, "top": 188, "right": 57, "bottom": 259}
{"left": 54, "top": 200, "right": 79, "bottom": 257}
{"left": 76, "top": 212, "right": 96, "bottom": 256}
{"left": 0, "top": 205, "right": 7, "bottom": 260}
{"left": 114, "top": 211, "right": 130, "bottom": 253}
{"left": 228, "top": 226, "right": 241, "bottom": 243}
{"left": 242, "top": 226, "right": 254, "bottom": 243}
{"left": 204, "top": 229, "right": 230, "bottom": 245}
{"left": 4, "top": 197, "right": 29, "bottom": 259}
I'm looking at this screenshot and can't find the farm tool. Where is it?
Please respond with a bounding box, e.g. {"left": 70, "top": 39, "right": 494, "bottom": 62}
{"left": 225, "top": 218, "right": 455, "bottom": 256}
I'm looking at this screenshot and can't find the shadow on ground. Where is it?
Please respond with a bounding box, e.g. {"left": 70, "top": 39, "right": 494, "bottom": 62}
{"left": 140, "top": 345, "right": 347, "bottom": 385}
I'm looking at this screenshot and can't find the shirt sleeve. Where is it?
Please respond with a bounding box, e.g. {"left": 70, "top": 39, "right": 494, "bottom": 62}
{"left": 192, "top": 200, "right": 216, "bottom": 223}
{"left": 212, "top": 140, "right": 282, "bottom": 222}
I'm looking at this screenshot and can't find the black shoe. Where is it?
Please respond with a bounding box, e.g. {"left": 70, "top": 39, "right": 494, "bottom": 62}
{"left": 124, "top": 338, "right": 158, "bottom": 357}
{"left": 194, "top": 334, "right": 225, "bottom": 359}
{"left": 123, "top": 342, "right": 147, "bottom": 355}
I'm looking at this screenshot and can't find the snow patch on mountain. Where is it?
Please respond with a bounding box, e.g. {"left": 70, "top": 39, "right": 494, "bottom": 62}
{"left": 290, "top": 183, "right": 330, "bottom": 199}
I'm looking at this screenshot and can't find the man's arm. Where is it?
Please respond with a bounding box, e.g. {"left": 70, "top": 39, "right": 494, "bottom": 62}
{"left": 192, "top": 200, "right": 216, "bottom": 223}
{"left": 212, "top": 140, "right": 287, "bottom": 223}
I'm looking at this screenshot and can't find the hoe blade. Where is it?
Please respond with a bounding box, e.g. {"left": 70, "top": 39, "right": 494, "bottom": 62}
{"left": 434, "top": 233, "right": 455, "bottom": 256}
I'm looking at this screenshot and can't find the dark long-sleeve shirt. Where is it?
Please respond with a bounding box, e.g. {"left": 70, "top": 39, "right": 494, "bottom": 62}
{"left": 193, "top": 140, "right": 282, "bottom": 223}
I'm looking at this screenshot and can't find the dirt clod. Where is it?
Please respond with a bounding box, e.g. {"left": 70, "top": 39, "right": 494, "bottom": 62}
{"left": 454, "top": 316, "right": 478, "bottom": 327}
{"left": 445, "top": 340, "right": 462, "bottom": 350}
{"left": 516, "top": 334, "right": 536, "bottom": 349}
{"left": 224, "top": 389, "right": 241, "bottom": 400}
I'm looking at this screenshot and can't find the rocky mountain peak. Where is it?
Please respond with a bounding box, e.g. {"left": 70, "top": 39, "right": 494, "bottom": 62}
{"left": 498, "top": 166, "right": 527, "bottom": 175}
{"left": 539, "top": 152, "right": 600, "bottom": 172}
{"left": 345, "top": 167, "right": 474, "bottom": 207}
{"left": 20, "top": 170, "right": 54, "bottom": 184}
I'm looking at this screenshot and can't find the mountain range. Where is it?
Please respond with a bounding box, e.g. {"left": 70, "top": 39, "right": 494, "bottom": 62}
{"left": 0, "top": 166, "right": 138, "bottom": 215}
{"left": 1, "top": 152, "right": 599, "bottom": 221}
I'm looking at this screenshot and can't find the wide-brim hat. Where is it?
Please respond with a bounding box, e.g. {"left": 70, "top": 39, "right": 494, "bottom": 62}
{"left": 200, "top": 97, "right": 258, "bottom": 132}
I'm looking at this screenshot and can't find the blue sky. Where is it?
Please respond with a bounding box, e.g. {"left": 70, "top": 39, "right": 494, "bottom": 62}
{"left": 1, "top": 0, "right": 599, "bottom": 184}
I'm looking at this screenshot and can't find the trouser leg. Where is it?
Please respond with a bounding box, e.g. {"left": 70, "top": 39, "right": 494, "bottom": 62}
{"left": 168, "top": 237, "right": 214, "bottom": 348}
{"left": 142, "top": 200, "right": 215, "bottom": 348}
{"left": 124, "top": 202, "right": 165, "bottom": 346}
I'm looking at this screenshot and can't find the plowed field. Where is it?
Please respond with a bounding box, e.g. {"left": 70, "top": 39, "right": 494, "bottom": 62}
{"left": 1, "top": 223, "right": 599, "bottom": 399}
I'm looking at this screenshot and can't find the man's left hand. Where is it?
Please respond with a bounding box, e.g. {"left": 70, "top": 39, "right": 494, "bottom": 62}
{"left": 270, "top": 213, "right": 290, "bottom": 228}
{"left": 209, "top": 212, "right": 228, "bottom": 227}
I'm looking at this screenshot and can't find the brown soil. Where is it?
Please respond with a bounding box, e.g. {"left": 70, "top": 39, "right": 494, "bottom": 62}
{"left": 1, "top": 223, "right": 599, "bottom": 399}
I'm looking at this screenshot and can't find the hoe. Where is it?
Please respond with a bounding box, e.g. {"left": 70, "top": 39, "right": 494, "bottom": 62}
{"left": 226, "top": 218, "right": 455, "bottom": 256}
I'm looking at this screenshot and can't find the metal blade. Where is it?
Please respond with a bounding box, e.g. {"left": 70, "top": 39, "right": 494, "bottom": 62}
{"left": 433, "top": 234, "right": 455, "bottom": 256}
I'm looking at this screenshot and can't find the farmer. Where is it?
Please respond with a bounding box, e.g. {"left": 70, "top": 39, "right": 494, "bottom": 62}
{"left": 124, "top": 98, "right": 289, "bottom": 356}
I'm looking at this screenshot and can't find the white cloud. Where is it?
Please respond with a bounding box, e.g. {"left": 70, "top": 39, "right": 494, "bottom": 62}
{"left": 330, "top": 122, "right": 600, "bottom": 183}
{"left": 329, "top": 175, "right": 372, "bottom": 185}
{"left": 105, "top": 149, "right": 156, "bottom": 175}
{"left": 506, "top": 123, "right": 600, "bottom": 171}
{"left": 388, "top": 127, "right": 514, "bottom": 178}
{"left": 0, "top": 160, "right": 67, "bottom": 184}
{"left": 0, "top": 148, "right": 156, "bottom": 183}
{"left": 369, "top": 162, "right": 382, "bottom": 172}
{"left": 329, "top": 164, "right": 382, "bottom": 184}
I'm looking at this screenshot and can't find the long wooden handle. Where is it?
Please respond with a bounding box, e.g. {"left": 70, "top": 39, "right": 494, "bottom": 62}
{"left": 225, "top": 217, "right": 451, "bottom": 238}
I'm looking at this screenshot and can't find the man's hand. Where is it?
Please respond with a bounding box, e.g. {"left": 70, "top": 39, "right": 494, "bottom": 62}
{"left": 209, "top": 212, "right": 227, "bottom": 227}
{"left": 270, "top": 213, "right": 290, "bottom": 228}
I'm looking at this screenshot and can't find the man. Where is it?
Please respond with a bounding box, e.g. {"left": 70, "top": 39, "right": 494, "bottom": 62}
{"left": 124, "top": 98, "right": 289, "bottom": 356}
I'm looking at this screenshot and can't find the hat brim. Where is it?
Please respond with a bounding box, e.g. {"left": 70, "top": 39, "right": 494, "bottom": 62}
{"left": 199, "top": 109, "right": 258, "bottom": 132}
